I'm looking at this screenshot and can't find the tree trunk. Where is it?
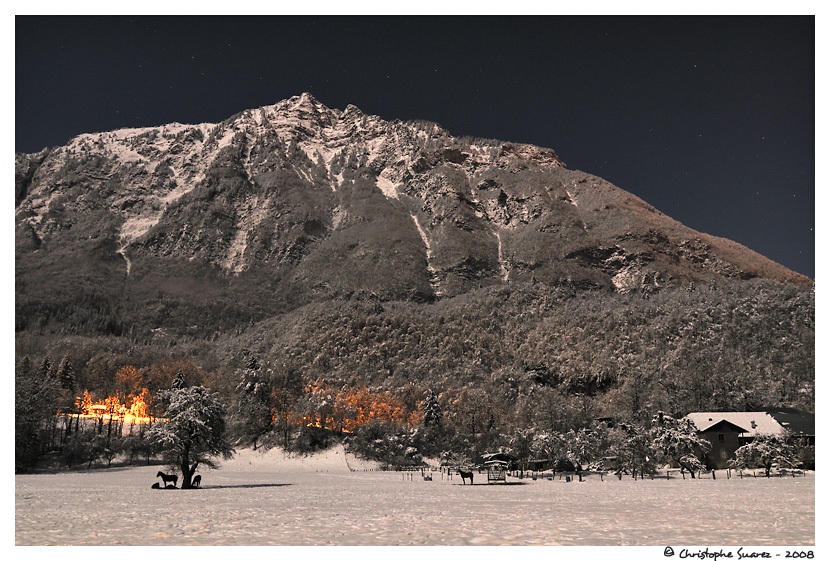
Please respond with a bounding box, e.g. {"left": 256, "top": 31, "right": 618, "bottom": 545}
{"left": 180, "top": 462, "right": 194, "bottom": 488}
{"left": 63, "top": 414, "right": 72, "bottom": 442}
{"left": 179, "top": 444, "right": 199, "bottom": 489}
{"left": 679, "top": 461, "right": 697, "bottom": 478}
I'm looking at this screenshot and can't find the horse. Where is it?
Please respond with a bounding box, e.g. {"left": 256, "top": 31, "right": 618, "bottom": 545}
{"left": 192, "top": 475, "right": 202, "bottom": 488}
{"left": 458, "top": 469, "right": 474, "bottom": 485}
{"left": 156, "top": 471, "right": 178, "bottom": 488}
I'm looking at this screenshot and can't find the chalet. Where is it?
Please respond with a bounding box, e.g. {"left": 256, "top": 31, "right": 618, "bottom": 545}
{"left": 684, "top": 409, "right": 815, "bottom": 469}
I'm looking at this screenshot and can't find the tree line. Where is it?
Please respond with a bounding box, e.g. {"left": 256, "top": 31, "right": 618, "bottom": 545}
{"left": 16, "top": 348, "right": 813, "bottom": 480}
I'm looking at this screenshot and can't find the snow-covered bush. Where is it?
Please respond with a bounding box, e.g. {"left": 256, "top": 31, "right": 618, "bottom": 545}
{"left": 650, "top": 414, "right": 711, "bottom": 478}
{"left": 730, "top": 433, "right": 796, "bottom": 477}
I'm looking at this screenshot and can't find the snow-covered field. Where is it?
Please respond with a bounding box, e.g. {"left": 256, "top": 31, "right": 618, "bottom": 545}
{"left": 15, "top": 446, "right": 814, "bottom": 546}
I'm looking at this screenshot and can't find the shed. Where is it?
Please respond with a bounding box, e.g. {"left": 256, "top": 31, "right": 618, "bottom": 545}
{"left": 484, "top": 460, "right": 508, "bottom": 483}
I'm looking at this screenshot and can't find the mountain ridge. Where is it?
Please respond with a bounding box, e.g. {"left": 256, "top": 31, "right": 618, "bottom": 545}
{"left": 15, "top": 93, "right": 811, "bottom": 338}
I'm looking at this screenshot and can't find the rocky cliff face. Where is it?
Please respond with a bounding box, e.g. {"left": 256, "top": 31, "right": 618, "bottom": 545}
{"left": 15, "top": 93, "right": 810, "bottom": 335}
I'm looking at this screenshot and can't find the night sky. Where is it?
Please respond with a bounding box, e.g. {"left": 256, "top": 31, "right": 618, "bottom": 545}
{"left": 15, "top": 16, "right": 815, "bottom": 278}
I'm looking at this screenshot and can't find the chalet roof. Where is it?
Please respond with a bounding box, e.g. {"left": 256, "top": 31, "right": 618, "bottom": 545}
{"left": 684, "top": 412, "right": 786, "bottom": 437}
{"left": 701, "top": 419, "right": 752, "bottom": 433}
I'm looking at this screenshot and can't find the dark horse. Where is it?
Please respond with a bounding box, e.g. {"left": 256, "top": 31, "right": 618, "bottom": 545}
{"left": 192, "top": 475, "right": 202, "bottom": 488}
{"left": 157, "top": 471, "right": 178, "bottom": 488}
{"left": 458, "top": 469, "right": 474, "bottom": 485}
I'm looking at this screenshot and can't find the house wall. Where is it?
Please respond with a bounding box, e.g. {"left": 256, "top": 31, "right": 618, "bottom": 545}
{"left": 701, "top": 429, "right": 743, "bottom": 469}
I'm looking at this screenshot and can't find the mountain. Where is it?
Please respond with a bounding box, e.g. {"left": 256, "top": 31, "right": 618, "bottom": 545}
{"left": 15, "top": 93, "right": 810, "bottom": 339}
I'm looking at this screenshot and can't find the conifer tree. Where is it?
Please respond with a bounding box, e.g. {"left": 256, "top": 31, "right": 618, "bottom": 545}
{"left": 55, "top": 355, "right": 77, "bottom": 440}
{"left": 15, "top": 355, "right": 59, "bottom": 471}
{"left": 39, "top": 356, "right": 54, "bottom": 379}
{"left": 172, "top": 372, "right": 187, "bottom": 390}
{"left": 233, "top": 357, "right": 273, "bottom": 450}
{"left": 56, "top": 356, "right": 75, "bottom": 392}
{"left": 422, "top": 390, "right": 442, "bottom": 428}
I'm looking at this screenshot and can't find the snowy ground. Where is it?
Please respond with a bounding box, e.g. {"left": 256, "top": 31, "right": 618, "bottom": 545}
{"left": 15, "top": 446, "right": 814, "bottom": 546}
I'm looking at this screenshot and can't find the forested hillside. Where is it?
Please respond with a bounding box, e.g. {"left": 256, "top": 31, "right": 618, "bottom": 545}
{"left": 15, "top": 95, "right": 814, "bottom": 471}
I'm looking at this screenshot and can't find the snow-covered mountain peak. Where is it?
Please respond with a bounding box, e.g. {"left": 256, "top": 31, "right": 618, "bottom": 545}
{"left": 15, "top": 93, "right": 810, "bottom": 298}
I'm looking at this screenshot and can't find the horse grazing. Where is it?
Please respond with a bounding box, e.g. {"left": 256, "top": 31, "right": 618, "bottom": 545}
{"left": 192, "top": 475, "right": 202, "bottom": 488}
{"left": 458, "top": 469, "right": 474, "bottom": 485}
{"left": 156, "top": 471, "right": 178, "bottom": 488}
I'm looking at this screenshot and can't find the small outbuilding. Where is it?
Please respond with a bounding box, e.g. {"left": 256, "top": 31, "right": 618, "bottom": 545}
{"left": 484, "top": 460, "right": 508, "bottom": 484}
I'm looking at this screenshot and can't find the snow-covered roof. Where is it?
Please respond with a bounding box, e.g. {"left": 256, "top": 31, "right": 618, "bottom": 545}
{"left": 683, "top": 412, "right": 786, "bottom": 437}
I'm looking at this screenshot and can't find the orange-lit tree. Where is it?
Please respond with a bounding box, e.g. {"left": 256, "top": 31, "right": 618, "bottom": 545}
{"left": 306, "top": 384, "right": 410, "bottom": 433}
{"left": 115, "top": 365, "right": 144, "bottom": 396}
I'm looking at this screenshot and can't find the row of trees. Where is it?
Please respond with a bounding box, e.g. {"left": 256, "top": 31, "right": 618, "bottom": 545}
{"left": 343, "top": 408, "right": 811, "bottom": 478}
{"left": 17, "top": 349, "right": 813, "bottom": 479}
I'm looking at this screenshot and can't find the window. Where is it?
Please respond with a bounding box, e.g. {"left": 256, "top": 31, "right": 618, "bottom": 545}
{"left": 718, "top": 434, "right": 725, "bottom": 442}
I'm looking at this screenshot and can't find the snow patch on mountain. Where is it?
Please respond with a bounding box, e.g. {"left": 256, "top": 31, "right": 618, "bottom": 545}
{"left": 495, "top": 231, "right": 510, "bottom": 282}
{"left": 332, "top": 206, "right": 347, "bottom": 230}
{"left": 117, "top": 244, "right": 132, "bottom": 276}
{"left": 224, "top": 195, "right": 273, "bottom": 273}
{"left": 121, "top": 215, "right": 164, "bottom": 245}
{"left": 410, "top": 213, "right": 442, "bottom": 297}
{"left": 376, "top": 174, "right": 400, "bottom": 200}
{"left": 564, "top": 188, "right": 578, "bottom": 207}
{"left": 332, "top": 169, "right": 344, "bottom": 191}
